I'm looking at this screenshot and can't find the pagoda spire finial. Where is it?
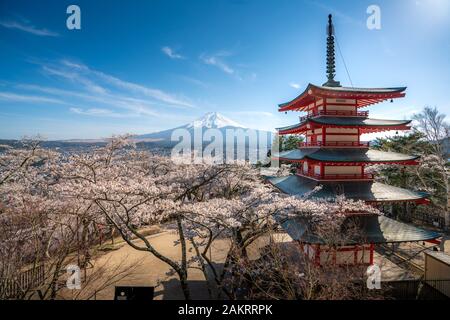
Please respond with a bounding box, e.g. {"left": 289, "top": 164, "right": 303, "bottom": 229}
{"left": 323, "top": 14, "right": 341, "bottom": 87}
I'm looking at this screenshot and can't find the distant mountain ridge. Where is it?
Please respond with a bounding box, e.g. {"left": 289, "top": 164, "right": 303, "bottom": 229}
{"left": 0, "top": 113, "right": 274, "bottom": 158}
{"left": 134, "top": 112, "right": 273, "bottom": 148}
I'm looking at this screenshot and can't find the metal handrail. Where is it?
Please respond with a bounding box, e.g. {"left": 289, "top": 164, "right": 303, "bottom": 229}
{"left": 298, "top": 141, "right": 369, "bottom": 147}
{"left": 297, "top": 170, "right": 374, "bottom": 180}
{"left": 299, "top": 110, "right": 368, "bottom": 122}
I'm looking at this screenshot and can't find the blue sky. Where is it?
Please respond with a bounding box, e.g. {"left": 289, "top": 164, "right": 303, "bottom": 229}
{"left": 0, "top": 0, "right": 449, "bottom": 140}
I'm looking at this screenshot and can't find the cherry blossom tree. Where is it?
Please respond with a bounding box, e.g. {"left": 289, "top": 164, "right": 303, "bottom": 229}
{"left": 224, "top": 231, "right": 385, "bottom": 300}
{"left": 413, "top": 107, "right": 449, "bottom": 229}
{"left": 0, "top": 139, "right": 131, "bottom": 299}
{"left": 1, "top": 135, "right": 382, "bottom": 300}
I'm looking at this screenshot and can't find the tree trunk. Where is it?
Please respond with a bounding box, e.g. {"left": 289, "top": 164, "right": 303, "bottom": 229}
{"left": 190, "top": 238, "right": 214, "bottom": 299}
{"left": 445, "top": 190, "right": 450, "bottom": 231}
{"left": 176, "top": 216, "right": 191, "bottom": 300}
{"left": 178, "top": 270, "right": 191, "bottom": 300}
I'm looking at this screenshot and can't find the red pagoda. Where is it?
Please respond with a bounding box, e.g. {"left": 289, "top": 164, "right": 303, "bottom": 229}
{"left": 269, "top": 15, "right": 440, "bottom": 266}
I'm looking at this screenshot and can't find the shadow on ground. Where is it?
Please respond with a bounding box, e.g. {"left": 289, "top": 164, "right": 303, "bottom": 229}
{"left": 154, "top": 278, "right": 224, "bottom": 300}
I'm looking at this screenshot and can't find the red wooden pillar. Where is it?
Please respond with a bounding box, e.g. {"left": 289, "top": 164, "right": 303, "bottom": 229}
{"left": 320, "top": 162, "right": 324, "bottom": 179}
{"left": 315, "top": 244, "right": 321, "bottom": 266}
{"left": 369, "top": 243, "right": 374, "bottom": 265}
{"left": 297, "top": 241, "right": 305, "bottom": 257}
{"left": 323, "top": 126, "right": 326, "bottom": 146}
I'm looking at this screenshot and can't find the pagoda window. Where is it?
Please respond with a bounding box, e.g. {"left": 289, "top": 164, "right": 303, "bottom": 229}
{"left": 326, "top": 128, "right": 357, "bottom": 134}
{"left": 303, "top": 161, "right": 308, "bottom": 174}
{"left": 304, "top": 244, "right": 315, "bottom": 260}
{"left": 319, "top": 249, "right": 333, "bottom": 265}
{"left": 324, "top": 166, "right": 361, "bottom": 175}
{"left": 314, "top": 165, "right": 321, "bottom": 175}
{"left": 326, "top": 98, "right": 356, "bottom": 104}
{"left": 335, "top": 247, "right": 355, "bottom": 265}
{"left": 326, "top": 134, "right": 358, "bottom": 142}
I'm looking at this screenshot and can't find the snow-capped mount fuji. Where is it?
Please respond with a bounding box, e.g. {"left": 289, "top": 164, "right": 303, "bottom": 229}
{"left": 26, "top": 112, "right": 273, "bottom": 157}
{"left": 134, "top": 112, "right": 273, "bottom": 148}
{"left": 186, "top": 112, "right": 245, "bottom": 129}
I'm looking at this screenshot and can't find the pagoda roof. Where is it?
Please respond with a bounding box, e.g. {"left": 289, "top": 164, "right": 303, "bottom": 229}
{"left": 278, "top": 214, "right": 440, "bottom": 244}
{"left": 278, "top": 83, "right": 407, "bottom": 112}
{"left": 277, "top": 116, "right": 411, "bottom": 134}
{"left": 310, "top": 117, "right": 411, "bottom": 127}
{"left": 266, "top": 175, "right": 428, "bottom": 203}
{"left": 273, "top": 148, "right": 419, "bottom": 164}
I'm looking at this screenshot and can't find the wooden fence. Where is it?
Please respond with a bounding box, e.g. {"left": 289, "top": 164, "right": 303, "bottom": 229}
{"left": 411, "top": 210, "right": 445, "bottom": 229}
{"left": 0, "top": 264, "right": 45, "bottom": 299}
{"left": 384, "top": 279, "right": 450, "bottom": 300}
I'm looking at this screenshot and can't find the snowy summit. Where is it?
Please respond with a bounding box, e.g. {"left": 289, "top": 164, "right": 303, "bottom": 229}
{"left": 186, "top": 112, "right": 246, "bottom": 129}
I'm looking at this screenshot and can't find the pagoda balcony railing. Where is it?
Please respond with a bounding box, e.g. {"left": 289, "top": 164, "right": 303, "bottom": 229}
{"left": 297, "top": 170, "right": 374, "bottom": 181}
{"left": 298, "top": 141, "right": 370, "bottom": 148}
{"left": 299, "top": 110, "right": 369, "bottom": 122}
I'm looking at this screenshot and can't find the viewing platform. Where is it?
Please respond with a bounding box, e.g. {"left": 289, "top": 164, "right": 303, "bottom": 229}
{"left": 298, "top": 141, "right": 370, "bottom": 148}
{"left": 296, "top": 169, "right": 374, "bottom": 181}
{"left": 299, "top": 110, "right": 368, "bottom": 122}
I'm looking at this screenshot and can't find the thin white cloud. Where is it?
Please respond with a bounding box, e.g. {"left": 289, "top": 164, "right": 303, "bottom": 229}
{"left": 69, "top": 107, "right": 134, "bottom": 118}
{"left": 289, "top": 83, "right": 301, "bottom": 89}
{"left": 0, "top": 89, "right": 152, "bottom": 119}
{"left": 200, "top": 54, "right": 234, "bottom": 75}
{"left": 161, "top": 46, "right": 185, "bottom": 59}
{"left": 199, "top": 51, "right": 255, "bottom": 81}
{"left": 2, "top": 59, "right": 197, "bottom": 123}
{"left": 95, "top": 70, "right": 194, "bottom": 108}
{"left": 0, "top": 20, "right": 59, "bottom": 37}
{"left": 17, "top": 84, "right": 158, "bottom": 117}
{"left": 60, "top": 60, "right": 88, "bottom": 70}
{"left": 233, "top": 111, "right": 274, "bottom": 117}
{"left": 0, "top": 92, "right": 64, "bottom": 104}
{"left": 177, "top": 75, "right": 209, "bottom": 88}
{"left": 42, "top": 66, "right": 108, "bottom": 94}
{"left": 40, "top": 60, "right": 195, "bottom": 108}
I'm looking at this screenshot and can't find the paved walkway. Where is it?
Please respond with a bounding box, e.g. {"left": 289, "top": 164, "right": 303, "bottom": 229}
{"left": 89, "top": 231, "right": 230, "bottom": 300}
{"left": 62, "top": 230, "right": 450, "bottom": 299}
